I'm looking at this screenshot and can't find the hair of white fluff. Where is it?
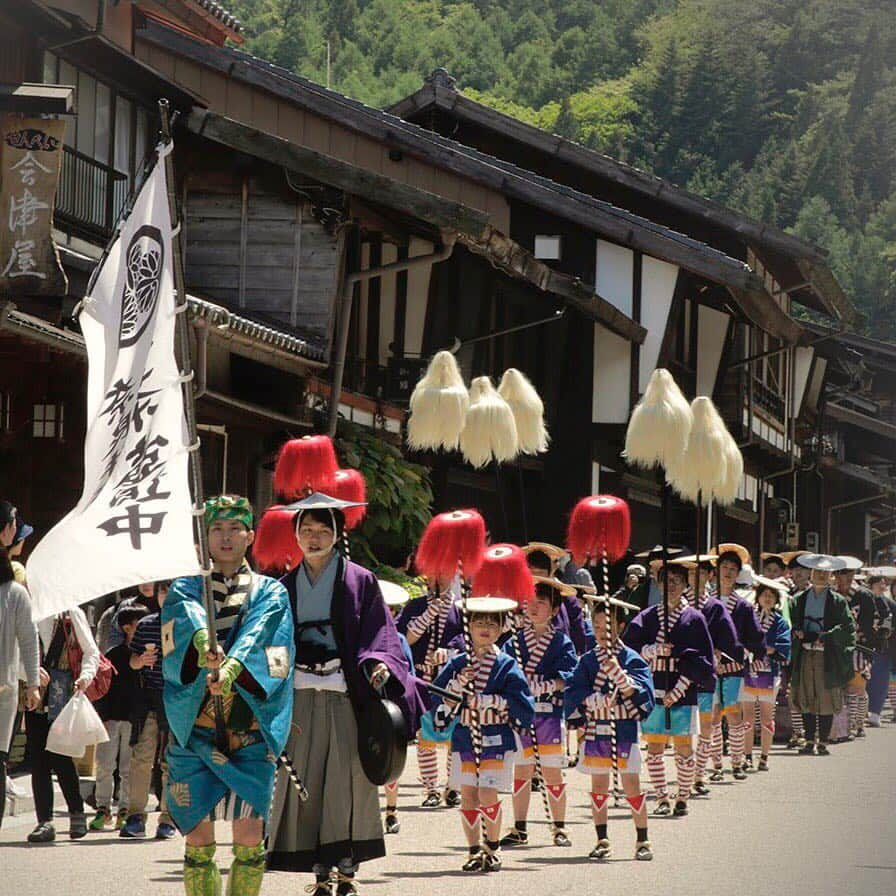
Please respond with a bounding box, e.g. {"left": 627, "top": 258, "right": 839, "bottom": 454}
{"left": 498, "top": 368, "right": 549, "bottom": 455}
{"left": 460, "top": 376, "right": 519, "bottom": 468}
{"left": 407, "top": 350, "right": 469, "bottom": 451}
{"left": 624, "top": 368, "right": 693, "bottom": 470}
{"left": 667, "top": 396, "right": 730, "bottom": 503}
{"left": 714, "top": 431, "right": 743, "bottom": 506}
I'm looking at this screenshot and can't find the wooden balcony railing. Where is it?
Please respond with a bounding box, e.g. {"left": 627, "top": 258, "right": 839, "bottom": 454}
{"left": 56, "top": 146, "right": 128, "bottom": 239}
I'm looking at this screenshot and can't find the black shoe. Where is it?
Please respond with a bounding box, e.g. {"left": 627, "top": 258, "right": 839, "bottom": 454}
{"left": 743, "top": 755, "right": 753, "bottom": 770}
{"left": 462, "top": 851, "right": 484, "bottom": 872}
{"left": 589, "top": 839, "right": 612, "bottom": 860}
{"left": 672, "top": 800, "right": 688, "bottom": 817}
{"left": 635, "top": 841, "right": 653, "bottom": 861}
{"left": 732, "top": 766, "right": 747, "bottom": 781}
{"left": 799, "top": 743, "right": 816, "bottom": 755}
{"left": 27, "top": 822, "right": 56, "bottom": 843}
{"left": 653, "top": 799, "right": 672, "bottom": 817}
{"left": 69, "top": 813, "right": 88, "bottom": 840}
{"left": 693, "top": 780, "right": 710, "bottom": 796}
{"left": 817, "top": 742, "right": 830, "bottom": 756}
{"left": 499, "top": 827, "right": 528, "bottom": 847}
{"left": 482, "top": 848, "right": 502, "bottom": 872}
{"left": 855, "top": 727, "right": 866, "bottom": 739}
{"left": 786, "top": 736, "right": 800, "bottom": 749}
{"left": 444, "top": 789, "right": 461, "bottom": 808}
{"left": 335, "top": 873, "right": 358, "bottom": 896}
{"left": 384, "top": 812, "right": 400, "bottom": 834}
{"left": 421, "top": 791, "right": 442, "bottom": 809}
{"left": 757, "top": 756, "right": 769, "bottom": 772}
{"left": 709, "top": 768, "right": 724, "bottom": 782}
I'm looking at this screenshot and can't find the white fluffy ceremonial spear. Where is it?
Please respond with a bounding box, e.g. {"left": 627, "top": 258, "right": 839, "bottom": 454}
{"left": 667, "top": 397, "right": 729, "bottom": 504}
{"left": 667, "top": 396, "right": 742, "bottom": 600}
{"left": 624, "top": 368, "right": 693, "bottom": 694}
{"left": 407, "top": 350, "right": 469, "bottom": 451}
{"left": 624, "top": 368, "right": 693, "bottom": 471}
{"left": 498, "top": 367, "right": 547, "bottom": 543}
{"left": 460, "top": 376, "right": 519, "bottom": 469}
{"left": 498, "top": 368, "right": 549, "bottom": 455}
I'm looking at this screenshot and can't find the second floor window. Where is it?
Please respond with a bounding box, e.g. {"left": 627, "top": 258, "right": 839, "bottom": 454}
{"left": 43, "top": 52, "right": 151, "bottom": 192}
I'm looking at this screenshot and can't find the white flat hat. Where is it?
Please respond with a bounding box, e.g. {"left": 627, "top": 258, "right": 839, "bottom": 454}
{"left": 379, "top": 580, "right": 411, "bottom": 608}
{"left": 796, "top": 554, "right": 847, "bottom": 572}
{"left": 835, "top": 556, "right": 864, "bottom": 571}
{"left": 456, "top": 596, "right": 518, "bottom": 614}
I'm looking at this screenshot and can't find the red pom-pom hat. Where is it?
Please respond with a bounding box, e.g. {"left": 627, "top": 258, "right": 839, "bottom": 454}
{"left": 471, "top": 544, "right": 535, "bottom": 606}
{"left": 252, "top": 505, "right": 303, "bottom": 575}
{"left": 273, "top": 435, "right": 338, "bottom": 500}
{"left": 566, "top": 495, "right": 631, "bottom": 566}
{"left": 416, "top": 509, "right": 486, "bottom": 582}
{"left": 331, "top": 469, "right": 367, "bottom": 531}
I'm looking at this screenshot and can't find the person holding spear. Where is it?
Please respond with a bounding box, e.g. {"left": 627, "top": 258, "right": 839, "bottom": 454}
{"left": 566, "top": 592, "right": 655, "bottom": 860}
{"left": 162, "top": 496, "right": 296, "bottom": 896}
{"left": 497, "top": 569, "right": 578, "bottom": 848}
{"left": 623, "top": 563, "right": 714, "bottom": 817}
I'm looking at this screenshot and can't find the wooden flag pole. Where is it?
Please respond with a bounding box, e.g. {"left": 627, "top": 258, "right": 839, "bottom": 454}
{"left": 158, "top": 99, "right": 227, "bottom": 754}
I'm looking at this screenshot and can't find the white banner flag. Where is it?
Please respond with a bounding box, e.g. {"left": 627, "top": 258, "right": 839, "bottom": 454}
{"left": 27, "top": 143, "right": 201, "bottom": 621}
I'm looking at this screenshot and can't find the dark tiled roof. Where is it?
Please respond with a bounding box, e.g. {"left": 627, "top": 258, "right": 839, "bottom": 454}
{"left": 139, "top": 20, "right": 753, "bottom": 283}
{"left": 191, "top": 0, "right": 242, "bottom": 33}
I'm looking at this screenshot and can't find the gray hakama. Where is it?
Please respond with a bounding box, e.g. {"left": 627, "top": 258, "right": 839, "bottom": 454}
{"left": 792, "top": 649, "right": 843, "bottom": 716}
{"left": 268, "top": 688, "right": 384, "bottom": 872}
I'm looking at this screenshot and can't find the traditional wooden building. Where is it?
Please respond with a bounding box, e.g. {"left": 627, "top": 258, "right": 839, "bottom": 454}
{"left": 1, "top": 4, "right": 868, "bottom": 574}
{"left": 390, "top": 70, "right": 860, "bottom": 557}
{"left": 1, "top": 0, "right": 646, "bottom": 555}
{"left": 794, "top": 326, "right": 896, "bottom": 562}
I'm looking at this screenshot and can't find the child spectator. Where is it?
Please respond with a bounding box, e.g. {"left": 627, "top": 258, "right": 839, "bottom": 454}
{"left": 90, "top": 604, "right": 148, "bottom": 831}
{"left": 120, "top": 583, "right": 174, "bottom": 839}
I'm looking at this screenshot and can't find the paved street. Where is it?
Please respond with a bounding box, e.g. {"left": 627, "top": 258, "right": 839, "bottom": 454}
{"left": 3, "top": 727, "right": 895, "bottom": 896}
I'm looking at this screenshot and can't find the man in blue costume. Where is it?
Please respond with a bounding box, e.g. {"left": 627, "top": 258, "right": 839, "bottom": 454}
{"left": 162, "top": 495, "right": 295, "bottom": 896}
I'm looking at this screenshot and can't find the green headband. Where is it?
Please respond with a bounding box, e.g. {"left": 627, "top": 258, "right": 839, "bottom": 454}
{"left": 205, "top": 495, "right": 254, "bottom": 530}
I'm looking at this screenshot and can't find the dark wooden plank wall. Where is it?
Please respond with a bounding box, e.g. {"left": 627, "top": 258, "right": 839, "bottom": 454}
{"left": 184, "top": 173, "right": 341, "bottom": 353}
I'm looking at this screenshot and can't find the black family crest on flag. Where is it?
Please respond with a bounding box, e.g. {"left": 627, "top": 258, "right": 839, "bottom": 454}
{"left": 120, "top": 224, "right": 165, "bottom": 348}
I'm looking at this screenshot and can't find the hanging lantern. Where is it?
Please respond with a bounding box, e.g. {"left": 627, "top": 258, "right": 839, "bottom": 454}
{"left": 566, "top": 495, "right": 631, "bottom": 566}
{"left": 471, "top": 543, "right": 535, "bottom": 606}
{"left": 459, "top": 376, "right": 519, "bottom": 469}
{"left": 273, "top": 434, "right": 338, "bottom": 500}
{"left": 415, "top": 509, "right": 487, "bottom": 581}
{"left": 624, "top": 368, "right": 693, "bottom": 471}
{"left": 252, "top": 505, "right": 303, "bottom": 575}
{"left": 498, "top": 368, "right": 549, "bottom": 455}
{"left": 407, "top": 350, "right": 469, "bottom": 451}
{"left": 667, "top": 397, "right": 729, "bottom": 503}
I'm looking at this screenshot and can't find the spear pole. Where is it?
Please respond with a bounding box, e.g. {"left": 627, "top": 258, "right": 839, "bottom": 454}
{"left": 159, "top": 99, "right": 227, "bottom": 754}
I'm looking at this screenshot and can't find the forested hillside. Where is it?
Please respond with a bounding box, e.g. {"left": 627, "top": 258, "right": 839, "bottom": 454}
{"left": 228, "top": 1, "right": 896, "bottom": 336}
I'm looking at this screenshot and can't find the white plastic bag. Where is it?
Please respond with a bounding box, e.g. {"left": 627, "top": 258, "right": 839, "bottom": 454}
{"left": 46, "top": 692, "right": 109, "bottom": 758}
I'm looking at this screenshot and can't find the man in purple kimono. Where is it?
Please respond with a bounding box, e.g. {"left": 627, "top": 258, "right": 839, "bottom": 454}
{"left": 267, "top": 493, "right": 426, "bottom": 896}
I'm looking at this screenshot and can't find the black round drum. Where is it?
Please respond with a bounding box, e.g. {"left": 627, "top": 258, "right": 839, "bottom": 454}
{"left": 357, "top": 697, "right": 407, "bottom": 786}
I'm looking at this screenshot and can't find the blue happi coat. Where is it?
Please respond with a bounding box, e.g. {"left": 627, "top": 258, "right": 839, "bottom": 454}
{"left": 429, "top": 650, "right": 534, "bottom": 755}
{"left": 564, "top": 644, "right": 655, "bottom": 726}
{"left": 502, "top": 626, "right": 577, "bottom": 720}
{"left": 161, "top": 573, "right": 294, "bottom": 830}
